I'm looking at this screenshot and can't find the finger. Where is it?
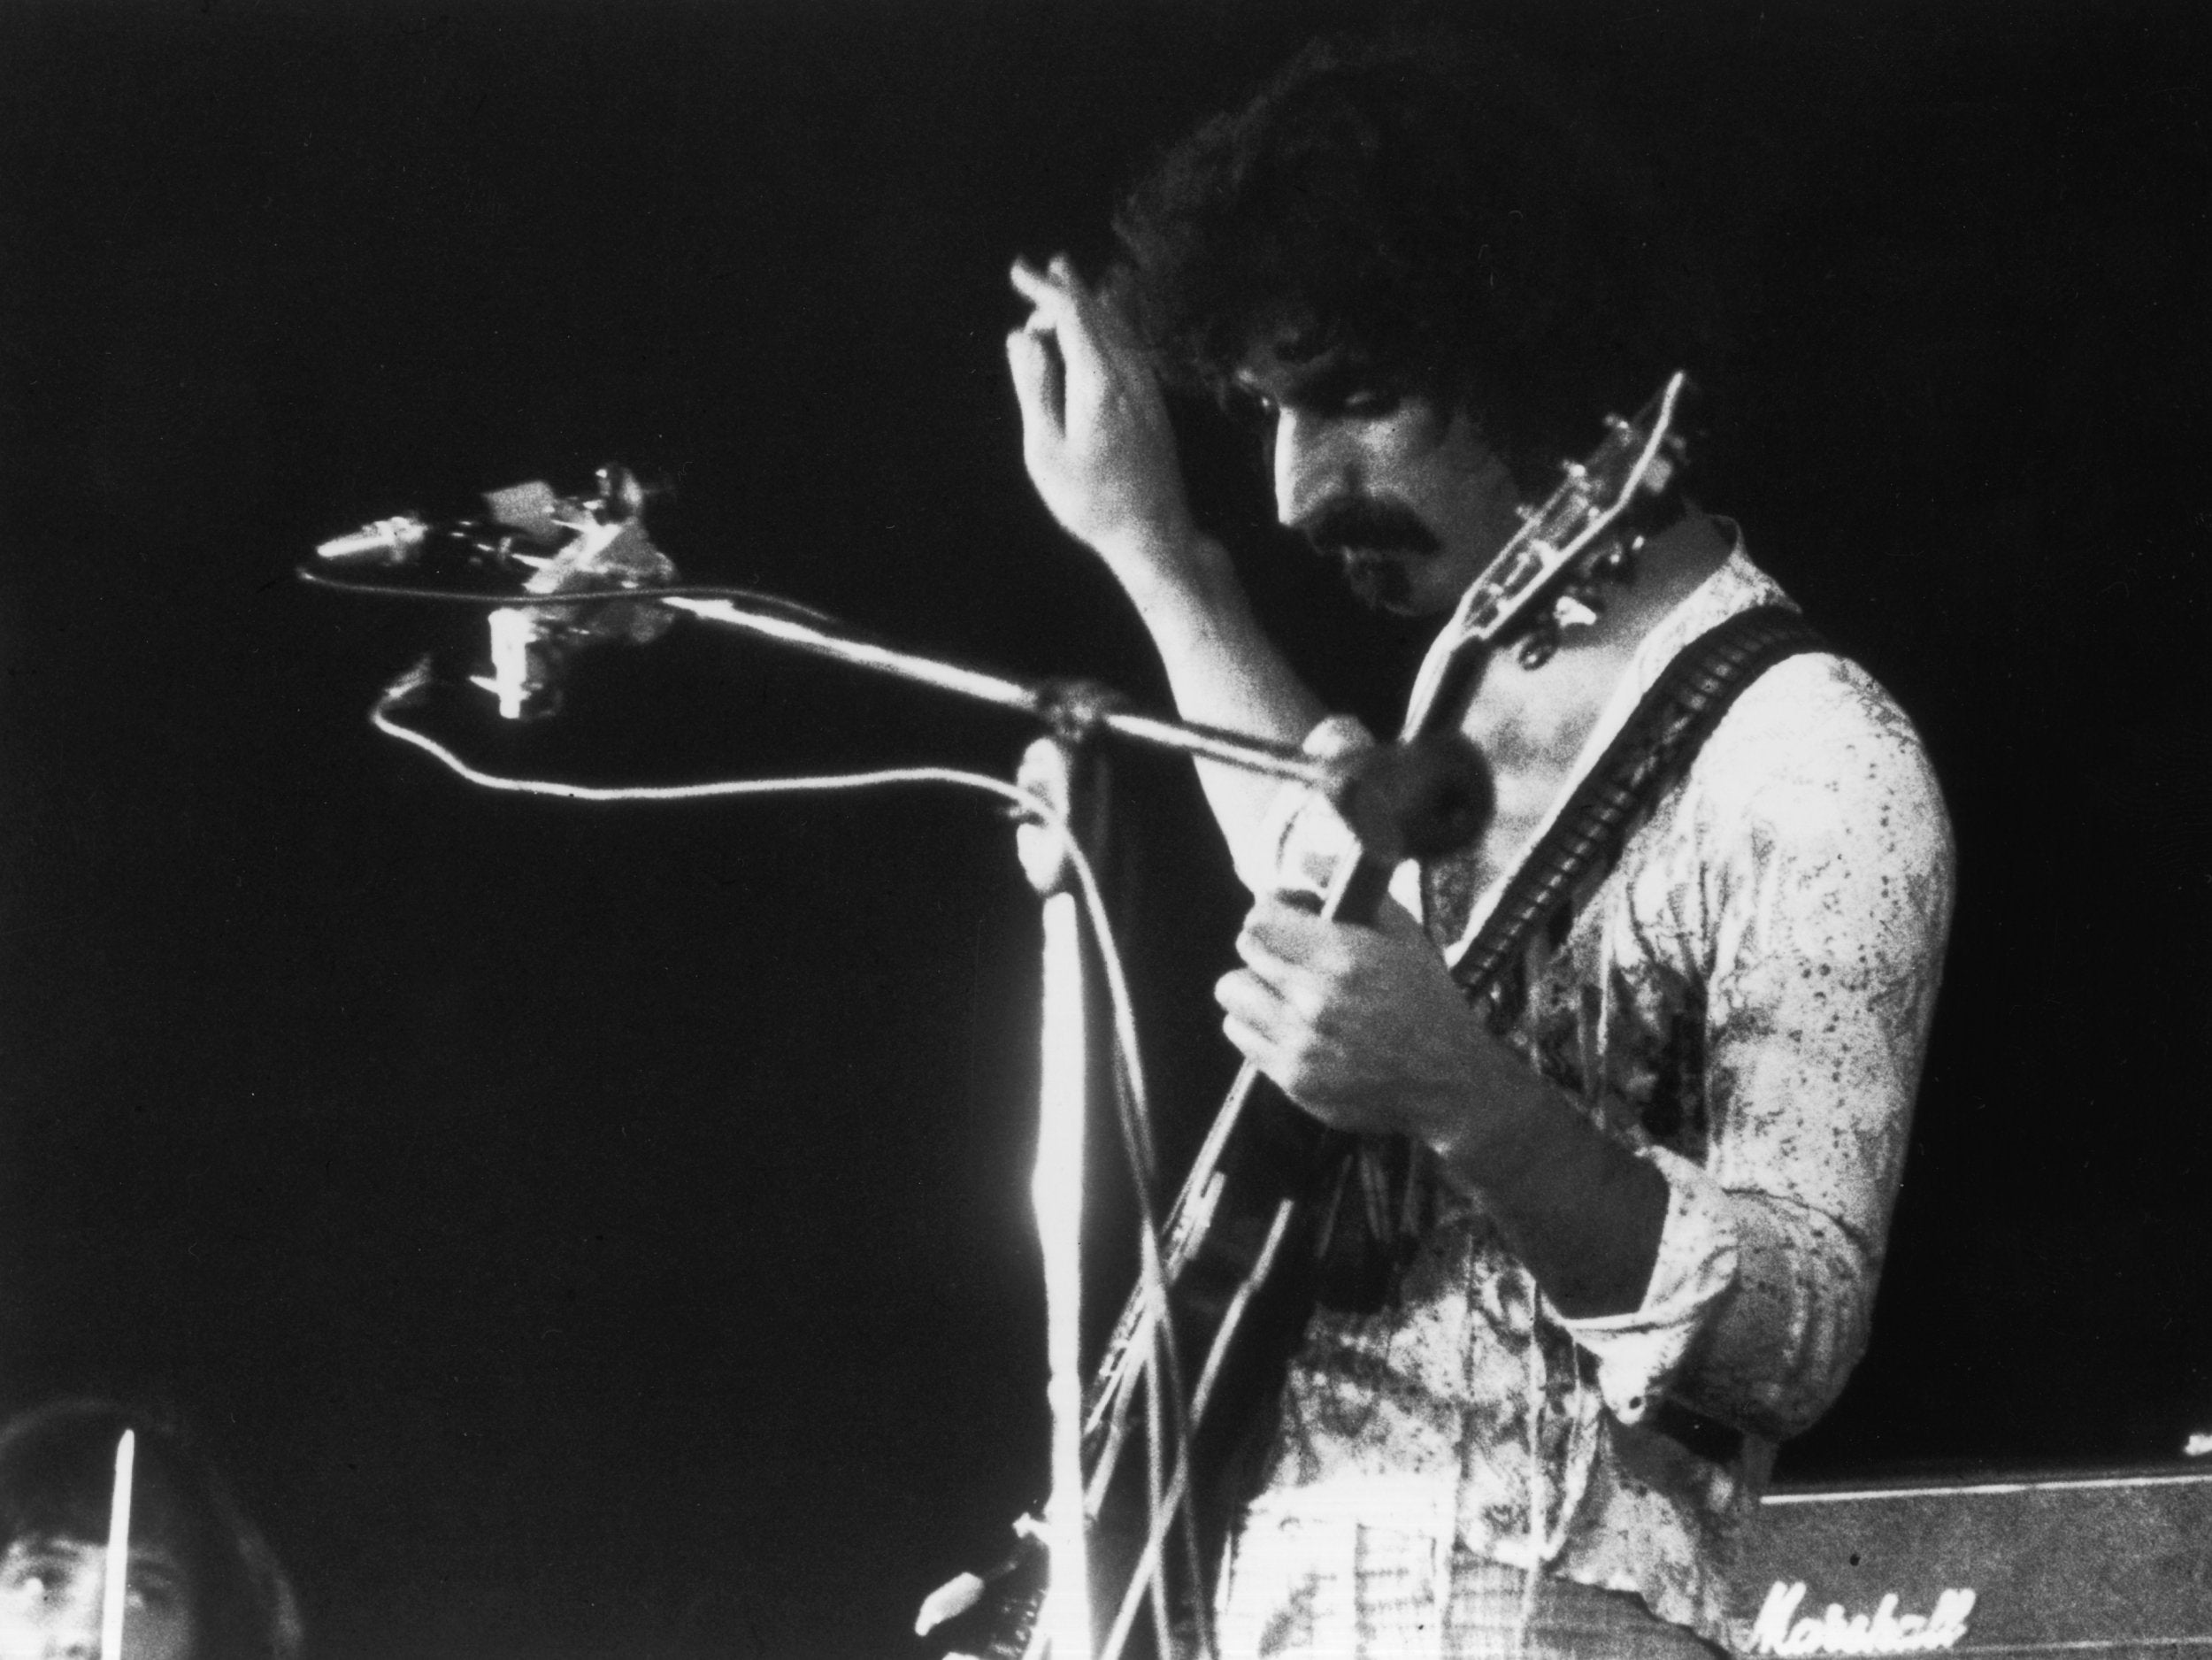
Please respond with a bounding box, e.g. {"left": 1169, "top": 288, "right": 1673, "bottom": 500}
{"left": 1244, "top": 897, "right": 1338, "bottom": 960}
{"left": 1222, "top": 1010, "right": 1330, "bottom": 1114}
{"left": 1231, "top": 915, "right": 1294, "bottom": 985}
{"left": 1215, "top": 966, "right": 1281, "bottom": 1029}
{"left": 1233, "top": 937, "right": 1338, "bottom": 1041}
{"left": 1010, "top": 256, "right": 1077, "bottom": 314}
{"left": 1039, "top": 287, "right": 1115, "bottom": 405}
{"left": 1012, "top": 258, "right": 1125, "bottom": 382}
{"left": 1009, "top": 265, "right": 1083, "bottom": 352}
{"left": 1005, "top": 328, "right": 1065, "bottom": 437}
{"left": 1010, "top": 257, "right": 1156, "bottom": 450}
{"left": 1219, "top": 1011, "right": 1271, "bottom": 1070}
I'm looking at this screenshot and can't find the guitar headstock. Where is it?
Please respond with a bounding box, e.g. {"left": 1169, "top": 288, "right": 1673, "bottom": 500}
{"left": 1400, "top": 373, "right": 1692, "bottom": 736}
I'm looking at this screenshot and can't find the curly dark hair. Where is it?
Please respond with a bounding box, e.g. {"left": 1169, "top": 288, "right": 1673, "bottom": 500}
{"left": 0, "top": 1400, "right": 303, "bottom": 1660}
{"left": 1113, "top": 32, "right": 1700, "bottom": 489}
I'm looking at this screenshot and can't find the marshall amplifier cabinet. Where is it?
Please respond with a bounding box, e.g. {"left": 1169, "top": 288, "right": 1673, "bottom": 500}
{"left": 1727, "top": 1465, "right": 2212, "bottom": 1656}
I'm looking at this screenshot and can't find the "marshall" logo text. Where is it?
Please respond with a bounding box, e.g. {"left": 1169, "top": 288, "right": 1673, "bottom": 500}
{"left": 1743, "top": 1581, "right": 1977, "bottom": 1656}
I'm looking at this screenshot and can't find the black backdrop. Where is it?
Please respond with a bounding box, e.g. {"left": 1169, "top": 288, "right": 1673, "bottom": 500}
{"left": 2, "top": 3, "right": 2207, "bottom": 1656}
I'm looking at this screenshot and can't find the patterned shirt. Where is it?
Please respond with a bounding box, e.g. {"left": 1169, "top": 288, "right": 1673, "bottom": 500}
{"left": 1217, "top": 547, "right": 1956, "bottom": 1654}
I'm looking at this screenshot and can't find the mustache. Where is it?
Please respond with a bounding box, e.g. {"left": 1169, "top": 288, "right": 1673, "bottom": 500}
{"left": 1301, "top": 496, "right": 1441, "bottom": 559}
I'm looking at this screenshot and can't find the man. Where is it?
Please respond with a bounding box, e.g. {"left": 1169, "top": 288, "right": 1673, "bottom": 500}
{"left": 1003, "top": 34, "right": 1954, "bottom": 1660}
{"left": 0, "top": 1400, "right": 302, "bottom": 1660}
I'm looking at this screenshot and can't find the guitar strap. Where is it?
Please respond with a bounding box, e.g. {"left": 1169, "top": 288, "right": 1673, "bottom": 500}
{"left": 1448, "top": 599, "right": 1829, "bottom": 999}
{"left": 1325, "top": 603, "right": 1832, "bottom": 1316}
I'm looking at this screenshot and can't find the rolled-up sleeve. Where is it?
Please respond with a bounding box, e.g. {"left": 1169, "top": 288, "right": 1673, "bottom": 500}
{"left": 1554, "top": 1143, "right": 1742, "bottom": 1424}
{"left": 1563, "top": 664, "right": 1956, "bottom": 1440}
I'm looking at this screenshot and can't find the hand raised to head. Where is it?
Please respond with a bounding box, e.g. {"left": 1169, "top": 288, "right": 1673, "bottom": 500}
{"left": 1006, "top": 256, "right": 1198, "bottom": 580}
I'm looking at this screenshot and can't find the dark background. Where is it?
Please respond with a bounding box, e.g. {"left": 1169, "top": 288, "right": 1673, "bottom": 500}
{"left": 1, "top": 2, "right": 2207, "bottom": 1655}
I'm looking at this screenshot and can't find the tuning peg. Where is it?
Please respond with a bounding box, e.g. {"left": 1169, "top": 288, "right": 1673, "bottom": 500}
{"left": 1553, "top": 592, "right": 1601, "bottom": 632}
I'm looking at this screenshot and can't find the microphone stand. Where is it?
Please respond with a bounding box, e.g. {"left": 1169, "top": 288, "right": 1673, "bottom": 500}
{"left": 662, "top": 594, "right": 1339, "bottom": 794}
{"left": 664, "top": 588, "right": 1486, "bottom": 871}
{"left": 1014, "top": 735, "right": 1098, "bottom": 1660}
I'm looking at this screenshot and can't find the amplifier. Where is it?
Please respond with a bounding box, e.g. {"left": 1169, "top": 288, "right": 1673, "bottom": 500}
{"left": 1728, "top": 1465, "right": 2212, "bottom": 1656}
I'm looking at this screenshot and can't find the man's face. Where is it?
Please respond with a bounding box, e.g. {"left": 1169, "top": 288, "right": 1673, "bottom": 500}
{"left": 1234, "top": 342, "right": 1523, "bottom": 618}
{"left": 0, "top": 1536, "right": 197, "bottom": 1660}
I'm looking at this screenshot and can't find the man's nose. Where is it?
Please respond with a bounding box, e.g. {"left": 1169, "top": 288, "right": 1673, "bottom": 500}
{"left": 46, "top": 1595, "right": 101, "bottom": 1659}
{"left": 1272, "top": 409, "right": 1355, "bottom": 528}
{"left": 42, "top": 1573, "right": 104, "bottom": 1660}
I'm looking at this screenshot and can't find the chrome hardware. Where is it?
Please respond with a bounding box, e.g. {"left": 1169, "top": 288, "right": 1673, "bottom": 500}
{"left": 1552, "top": 592, "right": 1601, "bottom": 632}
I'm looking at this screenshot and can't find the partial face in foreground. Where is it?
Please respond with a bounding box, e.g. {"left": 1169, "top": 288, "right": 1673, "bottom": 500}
{"left": 0, "top": 1535, "right": 197, "bottom": 1660}
{"left": 1235, "top": 342, "right": 1524, "bottom": 618}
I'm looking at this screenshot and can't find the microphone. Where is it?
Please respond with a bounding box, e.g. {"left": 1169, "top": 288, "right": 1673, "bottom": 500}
{"left": 315, "top": 515, "right": 430, "bottom": 567}
{"left": 315, "top": 465, "right": 680, "bottom": 720}
{"left": 468, "top": 466, "right": 680, "bottom": 720}
{"left": 314, "top": 484, "right": 557, "bottom": 576}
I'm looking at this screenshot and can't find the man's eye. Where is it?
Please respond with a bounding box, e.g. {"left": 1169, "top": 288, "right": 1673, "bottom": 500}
{"left": 4, "top": 1563, "right": 58, "bottom": 1599}
{"left": 1339, "top": 385, "right": 1400, "bottom": 418}
{"left": 127, "top": 1569, "right": 187, "bottom": 1613}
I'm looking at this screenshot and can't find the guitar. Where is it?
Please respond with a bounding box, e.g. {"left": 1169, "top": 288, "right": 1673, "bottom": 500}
{"left": 919, "top": 373, "right": 1694, "bottom": 1660}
